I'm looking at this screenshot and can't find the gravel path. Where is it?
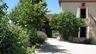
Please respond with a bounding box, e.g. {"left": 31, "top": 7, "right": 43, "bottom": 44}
{"left": 35, "top": 38, "right": 96, "bottom": 54}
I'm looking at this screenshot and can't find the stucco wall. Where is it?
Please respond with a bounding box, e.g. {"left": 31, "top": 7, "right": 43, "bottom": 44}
{"left": 86, "top": 3, "right": 96, "bottom": 39}
{"left": 60, "top": 3, "right": 81, "bottom": 15}
{"left": 86, "top": 3, "right": 96, "bottom": 19}
{"left": 60, "top": 2, "right": 96, "bottom": 18}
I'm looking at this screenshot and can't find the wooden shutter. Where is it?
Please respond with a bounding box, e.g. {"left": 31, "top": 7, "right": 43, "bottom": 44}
{"left": 76, "top": 7, "right": 80, "bottom": 18}
{"left": 86, "top": 7, "right": 88, "bottom": 18}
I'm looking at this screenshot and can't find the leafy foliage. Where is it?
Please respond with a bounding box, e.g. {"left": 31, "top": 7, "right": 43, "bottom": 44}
{"left": 27, "top": 46, "right": 36, "bottom": 54}
{"left": 9, "top": 0, "right": 48, "bottom": 47}
{"left": 0, "top": 1, "right": 29, "bottom": 54}
{"left": 0, "top": 0, "right": 8, "bottom": 18}
{"left": 28, "top": 30, "right": 47, "bottom": 46}
{"left": 9, "top": 0, "right": 48, "bottom": 29}
{"left": 49, "top": 11, "right": 84, "bottom": 40}
{"left": 0, "top": 7, "right": 28, "bottom": 54}
{"left": 36, "top": 31, "right": 47, "bottom": 44}
{"left": 28, "top": 28, "right": 37, "bottom": 45}
{"left": 0, "top": 25, "right": 28, "bottom": 54}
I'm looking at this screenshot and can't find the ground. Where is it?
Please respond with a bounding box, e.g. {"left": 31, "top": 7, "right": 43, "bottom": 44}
{"left": 35, "top": 38, "right": 96, "bottom": 54}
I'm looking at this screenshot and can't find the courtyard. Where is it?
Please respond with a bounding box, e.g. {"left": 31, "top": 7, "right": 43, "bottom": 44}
{"left": 36, "top": 38, "right": 96, "bottom": 54}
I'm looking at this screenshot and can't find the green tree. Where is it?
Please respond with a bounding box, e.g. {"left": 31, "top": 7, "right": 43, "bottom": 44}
{"left": 0, "top": 1, "right": 28, "bottom": 54}
{"left": 9, "top": 0, "right": 48, "bottom": 29}
{"left": 0, "top": 25, "right": 29, "bottom": 54}
{"left": 0, "top": 0, "right": 8, "bottom": 17}
{"left": 9, "top": 0, "right": 48, "bottom": 45}
{"left": 49, "top": 11, "right": 84, "bottom": 40}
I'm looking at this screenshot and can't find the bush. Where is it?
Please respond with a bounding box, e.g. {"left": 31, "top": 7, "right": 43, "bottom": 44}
{"left": 29, "top": 30, "right": 47, "bottom": 46}
{"left": 91, "top": 39, "right": 96, "bottom": 45}
{"left": 52, "top": 30, "right": 59, "bottom": 37}
{"left": 83, "top": 38, "right": 96, "bottom": 45}
{"left": 28, "top": 28, "right": 37, "bottom": 46}
{"left": 49, "top": 11, "right": 84, "bottom": 40}
{"left": 36, "top": 31, "right": 47, "bottom": 44}
{"left": 0, "top": 25, "right": 28, "bottom": 54}
{"left": 27, "top": 46, "right": 36, "bottom": 54}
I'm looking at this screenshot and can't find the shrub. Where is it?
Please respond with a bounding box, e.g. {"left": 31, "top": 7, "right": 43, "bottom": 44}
{"left": 49, "top": 11, "right": 84, "bottom": 40}
{"left": 28, "top": 30, "right": 47, "bottom": 46}
{"left": 0, "top": 25, "right": 28, "bottom": 54}
{"left": 36, "top": 31, "right": 47, "bottom": 44}
{"left": 52, "top": 30, "right": 59, "bottom": 37}
{"left": 28, "top": 28, "right": 37, "bottom": 46}
{"left": 83, "top": 38, "right": 96, "bottom": 45}
{"left": 27, "top": 46, "right": 36, "bottom": 54}
{"left": 91, "top": 39, "right": 96, "bottom": 45}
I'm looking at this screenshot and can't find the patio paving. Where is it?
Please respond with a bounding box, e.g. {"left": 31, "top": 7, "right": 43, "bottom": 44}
{"left": 35, "top": 38, "right": 96, "bottom": 54}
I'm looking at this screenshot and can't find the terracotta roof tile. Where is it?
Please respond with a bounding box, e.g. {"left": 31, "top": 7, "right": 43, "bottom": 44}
{"left": 45, "top": 14, "right": 52, "bottom": 19}
{"left": 59, "top": 0, "right": 96, "bottom": 2}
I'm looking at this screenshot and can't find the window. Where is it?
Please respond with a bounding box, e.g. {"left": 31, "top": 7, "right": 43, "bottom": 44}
{"left": 80, "top": 8, "right": 86, "bottom": 18}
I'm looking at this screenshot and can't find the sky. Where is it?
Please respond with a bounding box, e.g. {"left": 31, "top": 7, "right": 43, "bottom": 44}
{"left": 5, "top": 0, "right": 60, "bottom": 14}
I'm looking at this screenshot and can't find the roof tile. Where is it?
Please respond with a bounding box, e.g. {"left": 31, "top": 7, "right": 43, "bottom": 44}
{"left": 45, "top": 14, "right": 52, "bottom": 19}
{"left": 59, "top": 0, "right": 96, "bottom": 2}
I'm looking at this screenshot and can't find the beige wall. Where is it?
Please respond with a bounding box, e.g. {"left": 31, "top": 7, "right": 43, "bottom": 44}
{"left": 60, "top": 2, "right": 96, "bottom": 18}
{"left": 86, "top": 3, "right": 96, "bottom": 19}
{"left": 60, "top": 3, "right": 81, "bottom": 15}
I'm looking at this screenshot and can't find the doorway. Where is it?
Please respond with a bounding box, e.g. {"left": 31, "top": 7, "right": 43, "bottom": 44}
{"left": 80, "top": 27, "right": 86, "bottom": 37}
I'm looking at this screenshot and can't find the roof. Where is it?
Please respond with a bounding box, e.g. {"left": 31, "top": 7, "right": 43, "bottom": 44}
{"left": 45, "top": 14, "right": 52, "bottom": 19}
{"left": 59, "top": 0, "right": 96, "bottom": 2}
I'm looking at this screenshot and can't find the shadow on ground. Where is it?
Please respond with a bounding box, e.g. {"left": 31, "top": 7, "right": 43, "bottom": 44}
{"left": 37, "top": 42, "right": 70, "bottom": 54}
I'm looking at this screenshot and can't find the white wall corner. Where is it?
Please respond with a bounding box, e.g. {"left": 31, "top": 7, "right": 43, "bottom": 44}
{"left": 86, "top": 26, "right": 89, "bottom": 39}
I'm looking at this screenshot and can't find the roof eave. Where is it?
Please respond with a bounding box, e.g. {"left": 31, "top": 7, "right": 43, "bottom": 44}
{"left": 59, "top": 0, "right": 96, "bottom": 3}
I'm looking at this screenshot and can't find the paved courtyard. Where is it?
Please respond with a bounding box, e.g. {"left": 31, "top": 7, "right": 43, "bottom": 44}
{"left": 35, "top": 38, "right": 96, "bottom": 54}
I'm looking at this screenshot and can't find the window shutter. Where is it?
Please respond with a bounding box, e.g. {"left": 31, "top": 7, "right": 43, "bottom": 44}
{"left": 76, "top": 7, "right": 80, "bottom": 18}
{"left": 86, "top": 7, "right": 88, "bottom": 18}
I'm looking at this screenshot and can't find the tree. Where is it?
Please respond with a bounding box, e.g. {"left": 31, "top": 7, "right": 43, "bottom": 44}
{"left": 0, "top": 0, "right": 8, "bottom": 29}
{"left": 9, "top": 0, "right": 48, "bottom": 30}
{"left": 9, "top": 0, "right": 48, "bottom": 45}
{"left": 0, "top": 0, "right": 8, "bottom": 17}
{"left": 0, "top": 1, "right": 29, "bottom": 54}
{"left": 49, "top": 11, "right": 84, "bottom": 40}
{"left": 19, "top": 0, "right": 44, "bottom": 4}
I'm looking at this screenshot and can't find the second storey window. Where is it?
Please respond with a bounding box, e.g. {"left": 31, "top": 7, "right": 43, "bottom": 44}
{"left": 80, "top": 8, "right": 86, "bottom": 18}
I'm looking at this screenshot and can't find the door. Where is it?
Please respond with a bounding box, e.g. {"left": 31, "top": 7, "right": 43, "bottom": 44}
{"left": 80, "top": 27, "right": 86, "bottom": 37}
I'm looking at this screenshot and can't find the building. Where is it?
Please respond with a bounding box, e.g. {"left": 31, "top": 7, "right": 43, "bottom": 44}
{"left": 59, "top": 0, "right": 96, "bottom": 40}
{"left": 40, "top": 14, "right": 52, "bottom": 37}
